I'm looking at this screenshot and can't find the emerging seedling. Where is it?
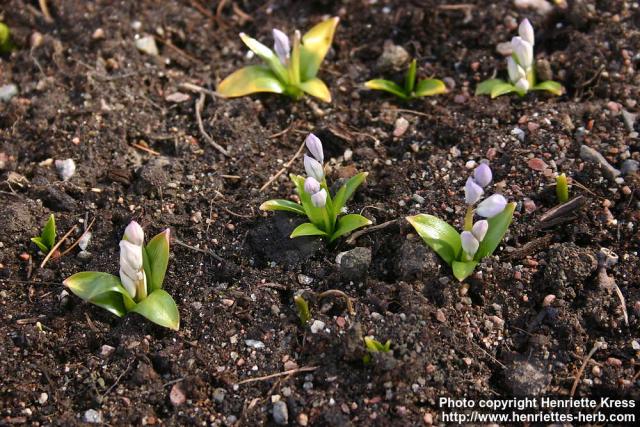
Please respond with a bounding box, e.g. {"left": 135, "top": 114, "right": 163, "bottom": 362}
{"left": 294, "top": 294, "right": 311, "bottom": 325}
{"left": 363, "top": 336, "right": 391, "bottom": 365}
{"left": 407, "top": 163, "right": 516, "bottom": 281}
{"left": 556, "top": 173, "right": 569, "bottom": 203}
{"left": 365, "top": 59, "right": 447, "bottom": 100}
{"left": 63, "top": 221, "right": 179, "bottom": 330}
{"left": 218, "top": 17, "right": 339, "bottom": 102}
{"left": 0, "top": 22, "right": 14, "bottom": 53}
{"left": 260, "top": 133, "right": 371, "bottom": 242}
{"left": 31, "top": 214, "right": 56, "bottom": 253}
{"left": 476, "top": 19, "right": 562, "bottom": 98}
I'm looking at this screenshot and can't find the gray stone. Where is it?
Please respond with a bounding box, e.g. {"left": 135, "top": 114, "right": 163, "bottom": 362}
{"left": 621, "top": 110, "right": 637, "bottom": 131}
{"left": 272, "top": 401, "right": 289, "bottom": 425}
{"left": 621, "top": 159, "right": 639, "bottom": 175}
{"left": 580, "top": 145, "right": 621, "bottom": 181}
{"left": 83, "top": 409, "right": 103, "bottom": 424}
{"left": 503, "top": 358, "right": 550, "bottom": 396}
{"left": 0, "top": 84, "right": 18, "bottom": 102}
{"left": 377, "top": 41, "right": 410, "bottom": 72}
{"left": 339, "top": 247, "right": 372, "bottom": 282}
{"left": 535, "top": 59, "right": 553, "bottom": 82}
{"left": 135, "top": 35, "right": 159, "bottom": 56}
{"left": 395, "top": 240, "right": 441, "bottom": 282}
{"left": 213, "top": 388, "right": 226, "bottom": 403}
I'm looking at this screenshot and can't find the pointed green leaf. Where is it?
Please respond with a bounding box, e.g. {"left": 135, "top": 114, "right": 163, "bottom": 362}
{"left": 300, "top": 17, "right": 339, "bottom": 81}
{"left": 475, "top": 79, "right": 506, "bottom": 96}
{"left": 289, "top": 31, "right": 301, "bottom": 86}
{"left": 452, "top": 261, "right": 478, "bottom": 282}
{"left": 532, "top": 80, "right": 563, "bottom": 96}
{"left": 330, "top": 214, "right": 372, "bottom": 242}
{"left": 299, "top": 78, "right": 331, "bottom": 102}
{"left": 290, "top": 174, "right": 324, "bottom": 227}
{"left": 63, "top": 272, "right": 134, "bottom": 317}
{"left": 0, "top": 22, "right": 13, "bottom": 53}
{"left": 365, "top": 79, "right": 408, "bottom": 99}
{"left": 404, "top": 59, "right": 417, "bottom": 94}
{"left": 475, "top": 202, "right": 516, "bottom": 260}
{"left": 218, "top": 65, "right": 286, "bottom": 98}
{"left": 239, "top": 33, "right": 288, "bottom": 82}
{"left": 290, "top": 222, "right": 328, "bottom": 238}
{"left": 31, "top": 237, "right": 49, "bottom": 253}
{"left": 260, "top": 199, "right": 306, "bottom": 215}
{"left": 414, "top": 79, "right": 447, "bottom": 97}
{"left": 556, "top": 173, "right": 569, "bottom": 203}
{"left": 406, "top": 214, "right": 461, "bottom": 265}
{"left": 294, "top": 295, "right": 311, "bottom": 325}
{"left": 41, "top": 214, "right": 57, "bottom": 250}
{"left": 332, "top": 172, "right": 368, "bottom": 217}
{"left": 144, "top": 229, "right": 170, "bottom": 292}
{"left": 130, "top": 289, "right": 180, "bottom": 330}
{"left": 490, "top": 82, "right": 517, "bottom": 98}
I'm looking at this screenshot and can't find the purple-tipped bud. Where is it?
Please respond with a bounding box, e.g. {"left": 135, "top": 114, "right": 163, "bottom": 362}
{"left": 511, "top": 36, "right": 533, "bottom": 69}
{"left": 461, "top": 231, "right": 480, "bottom": 258}
{"left": 507, "top": 57, "right": 526, "bottom": 84}
{"left": 305, "top": 133, "right": 324, "bottom": 163}
{"left": 272, "top": 28, "right": 290, "bottom": 65}
{"left": 304, "top": 154, "right": 324, "bottom": 181}
{"left": 311, "top": 188, "right": 327, "bottom": 208}
{"left": 476, "top": 194, "right": 508, "bottom": 218}
{"left": 515, "top": 78, "right": 530, "bottom": 93}
{"left": 471, "top": 220, "right": 489, "bottom": 242}
{"left": 304, "top": 176, "right": 321, "bottom": 195}
{"left": 123, "top": 221, "right": 144, "bottom": 246}
{"left": 465, "top": 177, "right": 484, "bottom": 206}
{"left": 473, "top": 163, "right": 492, "bottom": 188}
{"left": 119, "top": 239, "right": 146, "bottom": 299}
{"left": 519, "top": 19, "right": 535, "bottom": 46}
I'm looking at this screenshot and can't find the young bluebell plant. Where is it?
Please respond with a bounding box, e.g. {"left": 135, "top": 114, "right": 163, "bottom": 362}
{"left": 218, "top": 17, "right": 339, "bottom": 102}
{"left": 365, "top": 58, "right": 447, "bottom": 100}
{"left": 0, "top": 22, "right": 14, "bottom": 53}
{"left": 556, "top": 173, "right": 569, "bottom": 203}
{"left": 407, "top": 163, "right": 516, "bottom": 281}
{"left": 63, "top": 221, "right": 179, "bottom": 330}
{"left": 260, "top": 133, "right": 371, "bottom": 242}
{"left": 363, "top": 336, "right": 391, "bottom": 365}
{"left": 31, "top": 214, "right": 57, "bottom": 254}
{"left": 476, "top": 19, "right": 562, "bottom": 98}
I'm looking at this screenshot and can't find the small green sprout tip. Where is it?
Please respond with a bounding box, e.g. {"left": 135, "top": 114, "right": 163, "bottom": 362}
{"left": 0, "top": 22, "right": 15, "bottom": 54}
{"left": 31, "top": 214, "right": 57, "bottom": 254}
{"left": 363, "top": 336, "right": 391, "bottom": 365}
{"left": 365, "top": 58, "right": 447, "bottom": 100}
{"left": 294, "top": 295, "right": 311, "bottom": 325}
{"left": 556, "top": 173, "right": 569, "bottom": 203}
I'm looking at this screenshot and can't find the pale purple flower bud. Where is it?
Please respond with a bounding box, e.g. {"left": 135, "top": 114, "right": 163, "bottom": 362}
{"left": 511, "top": 36, "right": 533, "bottom": 69}
{"left": 519, "top": 19, "right": 535, "bottom": 46}
{"left": 476, "top": 194, "right": 508, "bottom": 218}
{"left": 310, "top": 188, "right": 327, "bottom": 208}
{"left": 272, "top": 28, "right": 290, "bottom": 65}
{"left": 123, "top": 221, "right": 144, "bottom": 246}
{"left": 507, "top": 57, "right": 526, "bottom": 84}
{"left": 473, "top": 163, "right": 492, "bottom": 188}
{"left": 515, "top": 78, "right": 530, "bottom": 93}
{"left": 304, "top": 154, "right": 324, "bottom": 181}
{"left": 119, "top": 240, "right": 146, "bottom": 299}
{"left": 305, "top": 133, "right": 324, "bottom": 163}
{"left": 471, "top": 220, "right": 489, "bottom": 242}
{"left": 461, "top": 231, "right": 479, "bottom": 258}
{"left": 465, "top": 177, "right": 484, "bottom": 206}
{"left": 304, "top": 176, "right": 321, "bottom": 195}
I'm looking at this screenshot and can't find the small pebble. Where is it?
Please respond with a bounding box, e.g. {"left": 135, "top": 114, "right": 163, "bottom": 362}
{"left": 393, "top": 117, "right": 409, "bottom": 137}
{"left": 0, "top": 84, "right": 19, "bottom": 102}
{"left": 310, "top": 320, "right": 325, "bottom": 334}
{"left": 135, "top": 35, "right": 159, "bottom": 56}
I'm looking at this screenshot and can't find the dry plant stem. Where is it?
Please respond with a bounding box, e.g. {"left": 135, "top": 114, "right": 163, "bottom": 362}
{"left": 539, "top": 196, "right": 585, "bottom": 224}
{"left": 318, "top": 290, "right": 356, "bottom": 315}
{"left": 195, "top": 93, "right": 230, "bottom": 157}
{"left": 59, "top": 217, "right": 96, "bottom": 258}
{"left": 179, "top": 82, "right": 218, "bottom": 98}
{"left": 612, "top": 284, "right": 629, "bottom": 327}
{"left": 235, "top": 366, "right": 318, "bottom": 386}
{"left": 259, "top": 139, "right": 305, "bottom": 191}
{"left": 173, "top": 238, "right": 225, "bottom": 263}
{"left": 345, "top": 220, "right": 397, "bottom": 245}
{"left": 40, "top": 225, "right": 78, "bottom": 269}
{"left": 570, "top": 341, "right": 602, "bottom": 397}
{"left": 39, "top": 0, "right": 54, "bottom": 23}
{"left": 131, "top": 143, "right": 160, "bottom": 156}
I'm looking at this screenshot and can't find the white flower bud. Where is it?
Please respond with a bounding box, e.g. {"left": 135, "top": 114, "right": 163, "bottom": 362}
{"left": 123, "top": 221, "right": 144, "bottom": 246}
{"left": 310, "top": 188, "right": 327, "bottom": 208}
{"left": 471, "top": 220, "right": 489, "bottom": 242}
{"left": 119, "top": 240, "right": 146, "bottom": 299}
{"left": 511, "top": 36, "right": 533, "bottom": 69}
{"left": 465, "top": 177, "right": 484, "bottom": 206}
{"left": 473, "top": 163, "right": 492, "bottom": 188}
{"left": 476, "top": 194, "right": 508, "bottom": 218}
{"left": 304, "top": 154, "right": 324, "bottom": 181}
{"left": 305, "top": 133, "right": 324, "bottom": 163}
{"left": 272, "top": 28, "right": 290, "bottom": 65}
{"left": 461, "top": 231, "right": 479, "bottom": 258}
{"left": 515, "top": 78, "right": 530, "bottom": 93}
{"left": 304, "top": 176, "right": 321, "bottom": 195}
{"left": 507, "top": 57, "right": 526, "bottom": 84}
{"left": 519, "top": 19, "right": 535, "bottom": 46}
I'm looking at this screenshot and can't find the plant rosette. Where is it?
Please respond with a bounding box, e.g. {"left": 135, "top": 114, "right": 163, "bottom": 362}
{"left": 63, "top": 221, "right": 179, "bottom": 330}
{"left": 365, "top": 58, "right": 447, "bottom": 100}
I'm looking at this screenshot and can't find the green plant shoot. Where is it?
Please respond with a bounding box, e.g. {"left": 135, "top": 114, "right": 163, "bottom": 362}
{"left": 365, "top": 58, "right": 447, "bottom": 99}
{"left": 294, "top": 295, "right": 311, "bottom": 325}
{"left": 363, "top": 336, "right": 391, "bottom": 365}
{"left": 556, "top": 173, "right": 569, "bottom": 203}
{"left": 0, "top": 22, "right": 14, "bottom": 54}
{"left": 31, "top": 214, "right": 57, "bottom": 253}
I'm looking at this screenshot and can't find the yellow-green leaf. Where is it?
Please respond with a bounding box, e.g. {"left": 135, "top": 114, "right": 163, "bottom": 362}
{"left": 475, "top": 79, "right": 505, "bottom": 96}
{"left": 475, "top": 202, "right": 516, "bottom": 259}
{"left": 414, "top": 79, "right": 447, "bottom": 97}
{"left": 452, "top": 260, "right": 478, "bottom": 282}
{"left": 532, "top": 80, "right": 563, "bottom": 96}
{"left": 239, "top": 33, "right": 288, "bottom": 82}
{"left": 490, "top": 82, "right": 517, "bottom": 98}
{"left": 63, "top": 272, "right": 134, "bottom": 317}
{"left": 404, "top": 59, "right": 417, "bottom": 94}
{"left": 290, "top": 222, "right": 327, "bottom": 238}
{"left": 144, "top": 229, "right": 170, "bottom": 292}
{"left": 365, "top": 79, "right": 407, "bottom": 99}
{"left": 406, "top": 214, "right": 461, "bottom": 265}
{"left": 260, "top": 199, "right": 306, "bottom": 215}
{"left": 299, "top": 77, "right": 331, "bottom": 102}
{"left": 130, "top": 289, "right": 180, "bottom": 330}
{"left": 300, "top": 17, "right": 339, "bottom": 81}
{"left": 332, "top": 172, "right": 368, "bottom": 217}
{"left": 218, "top": 65, "right": 286, "bottom": 98}
{"left": 556, "top": 173, "right": 569, "bottom": 203}
{"left": 330, "top": 214, "right": 371, "bottom": 242}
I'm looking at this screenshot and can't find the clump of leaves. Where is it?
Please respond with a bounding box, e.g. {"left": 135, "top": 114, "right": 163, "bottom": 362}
{"left": 294, "top": 294, "right": 311, "bottom": 325}
{"left": 476, "top": 19, "right": 562, "bottom": 98}
{"left": 365, "top": 58, "right": 447, "bottom": 100}
{"left": 407, "top": 163, "right": 516, "bottom": 281}
{"left": 363, "top": 336, "right": 391, "bottom": 365}
{"left": 0, "top": 22, "right": 15, "bottom": 54}
{"left": 64, "top": 221, "right": 179, "bottom": 330}
{"left": 260, "top": 133, "right": 371, "bottom": 242}
{"left": 556, "top": 173, "right": 569, "bottom": 203}
{"left": 218, "top": 17, "right": 339, "bottom": 102}
{"left": 31, "top": 214, "right": 56, "bottom": 253}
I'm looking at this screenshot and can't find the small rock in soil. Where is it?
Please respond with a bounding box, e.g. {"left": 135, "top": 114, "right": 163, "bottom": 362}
{"left": 621, "top": 159, "right": 638, "bottom": 175}
{"left": 343, "top": 322, "right": 365, "bottom": 361}
{"left": 100, "top": 344, "right": 115, "bottom": 357}
{"left": 338, "top": 247, "right": 372, "bottom": 282}
{"left": 55, "top": 158, "right": 76, "bottom": 181}
{"left": 310, "top": 320, "right": 325, "bottom": 334}
{"left": 579, "top": 145, "right": 621, "bottom": 181}
{"left": 41, "top": 186, "right": 77, "bottom": 211}
{"left": 542, "top": 243, "right": 597, "bottom": 301}
{"left": 535, "top": 59, "right": 553, "bottom": 82}
{"left": 393, "top": 117, "right": 409, "bottom": 137}
{"left": 377, "top": 40, "right": 410, "bottom": 71}
{"left": 0, "top": 83, "right": 19, "bottom": 102}
{"left": 272, "top": 401, "right": 289, "bottom": 425}
{"left": 621, "top": 110, "right": 637, "bottom": 131}
{"left": 134, "top": 158, "right": 169, "bottom": 196}
{"left": 169, "top": 383, "right": 186, "bottom": 406}
{"left": 395, "top": 240, "right": 440, "bottom": 282}
{"left": 135, "top": 35, "right": 159, "bottom": 56}
{"left": 213, "top": 388, "right": 226, "bottom": 403}
{"left": 83, "top": 409, "right": 103, "bottom": 424}
{"left": 503, "top": 358, "right": 550, "bottom": 396}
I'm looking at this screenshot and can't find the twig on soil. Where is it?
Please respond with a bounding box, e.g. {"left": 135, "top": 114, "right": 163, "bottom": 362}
{"left": 505, "top": 235, "right": 553, "bottom": 261}
{"left": 59, "top": 217, "right": 96, "bottom": 258}
{"left": 469, "top": 339, "right": 506, "bottom": 369}
{"left": 163, "top": 377, "right": 184, "bottom": 387}
{"left": 318, "top": 290, "right": 356, "bottom": 315}
{"left": 173, "top": 238, "right": 225, "bottom": 263}
{"left": 154, "top": 37, "right": 202, "bottom": 64}
{"left": 383, "top": 108, "right": 430, "bottom": 118}
{"left": 132, "top": 142, "right": 160, "bottom": 156}
{"left": 259, "top": 139, "right": 306, "bottom": 192}
{"left": 570, "top": 341, "right": 602, "bottom": 397}
{"left": 40, "top": 225, "right": 78, "bottom": 269}
{"left": 235, "top": 366, "right": 318, "bottom": 386}
{"left": 268, "top": 122, "right": 296, "bottom": 139}
{"left": 39, "top": 0, "right": 54, "bottom": 23}
{"left": 345, "top": 220, "right": 398, "bottom": 245}
{"left": 195, "top": 93, "right": 230, "bottom": 157}
{"left": 612, "top": 283, "right": 629, "bottom": 327}
{"left": 102, "top": 359, "right": 134, "bottom": 398}
{"left": 538, "top": 196, "right": 585, "bottom": 228}
{"left": 179, "top": 82, "right": 218, "bottom": 98}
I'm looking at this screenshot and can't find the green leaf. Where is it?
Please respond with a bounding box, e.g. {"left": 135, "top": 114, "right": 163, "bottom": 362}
{"left": 404, "top": 59, "right": 417, "bottom": 94}
{"left": 130, "top": 289, "right": 180, "bottom": 330}
{"left": 330, "top": 214, "right": 371, "bottom": 242}
{"left": 260, "top": 199, "right": 306, "bottom": 215}
{"left": 290, "top": 174, "right": 324, "bottom": 228}
{"left": 63, "top": 272, "right": 134, "bottom": 317}
{"left": 290, "top": 222, "right": 328, "bottom": 238}
{"left": 364, "top": 79, "right": 408, "bottom": 99}
{"left": 239, "top": 33, "right": 288, "bottom": 82}
{"left": 475, "top": 202, "right": 516, "bottom": 260}
{"left": 475, "top": 79, "right": 505, "bottom": 96}
{"left": 289, "top": 31, "right": 301, "bottom": 86}
{"left": 556, "top": 173, "right": 569, "bottom": 203}
{"left": 31, "top": 237, "right": 49, "bottom": 253}
{"left": 0, "top": 22, "right": 13, "bottom": 53}
{"left": 218, "top": 65, "right": 286, "bottom": 98}
{"left": 332, "top": 172, "right": 368, "bottom": 217}
{"left": 299, "top": 17, "right": 339, "bottom": 81}
{"left": 299, "top": 78, "right": 332, "bottom": 102}
{"left": 406, "top": 214, "right": 461, "bottom": 265}
{"left": 41, "top": 214, "right": 57, "bottom": 250}
{"left": 452, "top": 261, "right": 478, "bottom": 282}
{"left": 364, "top": 337, "right": 391, "bottom": 353}
{"left": 490, "top": 82, "right": 517, "bottom": 98}
{"left": 294, "top": 295, "right": 311, "bottom": 325}
{"left": 532, "top": 80, "right": 563, "bottom": 96}
{"left": 144, "top": 230, "right": 170, "bottom": 292}
{"left": 414, "top": 79, "right": 447, "bottom": 97}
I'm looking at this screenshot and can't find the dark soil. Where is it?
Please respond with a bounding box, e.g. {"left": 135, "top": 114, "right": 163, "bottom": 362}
{"left": 1, "top": 0, "right": 639, "bottom": 425}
